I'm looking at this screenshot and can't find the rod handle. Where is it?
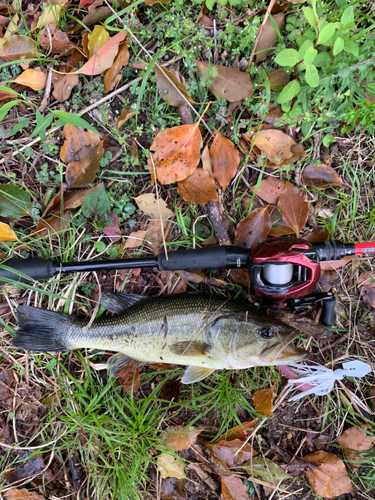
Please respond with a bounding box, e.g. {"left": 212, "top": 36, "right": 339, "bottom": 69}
{"left": 157, "top": 246, "right": 249, "bottom": 271}
{"left": 0, "top": 259, "right": 55, "bottom": 282}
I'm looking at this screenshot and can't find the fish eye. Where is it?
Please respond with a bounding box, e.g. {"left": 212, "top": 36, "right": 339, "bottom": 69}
{"left": 260, "top": 327, "right": 273, "bottom": 339}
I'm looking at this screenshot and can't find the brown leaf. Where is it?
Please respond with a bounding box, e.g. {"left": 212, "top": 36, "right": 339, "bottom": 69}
{"left": 103, "top": 212, "right": 121, "bottom": 241}
{"left": 209, "top": 132, "right": 240, "bottom": 191}
{"left": 263, "top": 103, "right": 285, "bottom": 126}
{"left": 195, "top": 61, "right": 253, "bottom": 102}
{"left": 302, "top": 164, "right": 345, "bottom": 190}
{"left": 306, "top": 432, "right": 330, "bottom": 452}
{"left": 209, "top": 439, "right": 256, "bottom": 467}
{"left": 160, "top": 426, "right": 202, "bottom": 452}
{"left": 151, "top": 124, "right": 202, "bottom": 184}
{"left": 160, "top": 477, "right": 186, "bottom": 500}
{"left": 201, "top": 144, "right": 213, "bottom": 176}
{"left": 32, "top": 211, "right": 71, "bottom": 238}
{"left": 192, "top": 442, "right": 231, "bottom": 477}
{"left": 72, "top": 31, "right": 126, "bottom": 76}
{"left": 52, "top": 72, "right": 79, "bottom": 102}
{"left": 60, "top": 124, "right": 103, "bottom": 188}
{"left": 158, "top": 379, "right": 181, "bottom": 404}
{"left": 134, "top": 193, "right": 174, "bottom": 219}
{"left": 124, "top": 230, "right": 147, "bottom": 250}
{"left": 42, "top": 184, "right": 101, "bottom": 217}
{"left": 4, "top": 489, "right": 46, "bottom": 500}
{"left": 104, "top": 39, "right": 129, "bottom": 93}
{"left": 320, "top": 256, "right": 353, "bottom": 272}
{"left": 13, "top": 69, "right": 46, "bottom": 90}
{"left": 358, "top": 272, "right": 375, "bottom": 308}
{"left": 250, "top": 129, "right": 306, "bottom": 166}
{"left": 268, "top": 205, "right": 295, "bottom": 236}
{"left": 0, "top": 368, "right": 14, "bottom": 403}
{"left": 175, "top": 270, "right": 207, "bottom": 284}
{"left": 253, "top": 386, "right": 274, "bottom": 417}
{"left": 0, "top": 222, "right": 18, "bottom": 242}
{"left": 146, "top": 218, "right": 173, "bottom": 255}
{"left": 177, "top": 168, "right": 218, "bottom": 204}
{"left": 155, "top": 66, "right": 194, "bottom": 107}
{"left": 268, "top": 68, "right": 290, "bottom": 88}
{"left": 256, "top": 13, "right": 285, "bottom": 63}
{"left": 0, "top": 90, "right": 16, "bottom": 103}
{"left": 252, "top": 176, "right": 285, "bottom": 204}
{"left": 278, "top": 181, "right": 309, "bottom": 236}
{"left": 302, "top": 451, "right": 354, "bottom": 498}
{"left": 39, "top": 23, "right": 76, "bottom": 54}
{"left": 216, "top": 421, "right": 256, "bottom": 443}
{"left": 234, "top": 207, "right": 271, "bottom": 248}
{"left": 116, "top": 362, "right": 140, "bottom": 393}
{"left": 220, "top": 476, "right": 252, "bottom": 500}
{"left": 302, "top": 228, "right": 330, "bottom": 243}
{"left": 116, "top": 107, "right": 136, "bottom": 128}
{"left": 0, "top": 35, "right": 36, "bottom": 61}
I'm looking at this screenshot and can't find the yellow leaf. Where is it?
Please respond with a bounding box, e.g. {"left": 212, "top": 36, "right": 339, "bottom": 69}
{"left": 157, "top": 453, "right": 185, "bottom": 479}
{"left": 0, "top": 222, "right": 18, "bottom": 242}
{"left": 37, "top": 4, "right": 63, "bottom": 30}
{"left": 87, "top": 26, "right": 109, "bottom": 59}
{"left": 13, "top": 69, "right": 46, "bottom": 91}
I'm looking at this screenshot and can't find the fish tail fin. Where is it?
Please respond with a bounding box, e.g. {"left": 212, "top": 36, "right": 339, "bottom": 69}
{"left": 13, "top": 306, "right": 74, "bottom": 352}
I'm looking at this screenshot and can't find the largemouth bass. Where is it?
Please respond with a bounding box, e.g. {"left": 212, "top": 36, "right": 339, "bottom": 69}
{"left": 13, "top": 292, "right": 308, "bottom": 384}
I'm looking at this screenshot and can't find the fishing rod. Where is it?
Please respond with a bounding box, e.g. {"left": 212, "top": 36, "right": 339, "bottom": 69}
{"left": 1, "top": 237, "right": 375, "bottom": 326}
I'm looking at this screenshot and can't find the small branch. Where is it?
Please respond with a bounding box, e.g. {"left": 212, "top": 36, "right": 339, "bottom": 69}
{"left": 247, "top": 0, "right": 277, "bottom": 68}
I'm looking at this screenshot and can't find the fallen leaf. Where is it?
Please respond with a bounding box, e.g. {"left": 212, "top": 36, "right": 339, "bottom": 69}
{"left": 42, "top": 184, "right": 101, "bottom": 217}
{"left": 103, "top": 212, "right": 121, "bottom": 241}
{"left": 39, "top": 23, "right": 76, "bottom": 54}
{"left": 242, "top": 456, "right": 292, "bottom": 483}
{"left": 60, "top": 124, "right": 104, "bottom": 188}
{"left": 158, "top": 378, "right": 181, "bottom": 405}
{"left": 0, "top": 369, "right": 14, "bottom": 403}
{"left": 320, "top": 257, "right": 354, "bottom": 271}
{"left": 79, "top": 0, "right": 95, "bottom": 6}
{"left": 268, "top": 68, "right": 290, "bottom": 88}
{"left": 52, "top": 48, "right": 84, "bottom": 102}
{"left": 302, "top": 451, "right": 354, "bottom": 498}
{"left": 13, "top": 69, "right": 46, "bottom": 90}
{"left": 72, "top": 31, "right": 126, "bottom": 76}
{"left": 220, "top": 476, "right": 252, "bottom": 500}
{"left": 209, "top": 132, "right": 240, "bottom": 190}
{"left": 177, "top": 168, "right": 218, "bottom": 204}
{"left": 157, "top": 453, "right": 185, "bottom": 479}
{"left": 104, "top": 39, "right": 129, "bottom": 93}
{"left": 302, "top": 164, "right": 345, "bottom": 190}
{"left": 234, "top": 207, "right": 271, "bottom": 248}
{"left": 125, "top": 230, "right": 147, "bottom": 250}
{"left": 201, "top": 144, "right": 213, "bottom": 176}
{"left": 253, "top": 386, "right": 274, "bottom": 417}
{"left": 37, "top": 4, "right": 63, "bottom": 29}
{"left": 192, "top": 442, "right": 231, "bottom": 477}
{"left": 81, "top": 184, "right": 110, "bottom": 220}
{"left": 175, "top": 270, "right": 207, "bottom": 284}
{"left": 0, "top": 222, "right": 18, "bottom": 241}
{"left": 250, "top": 129, "right": 306, "bottom": 166}
{"left": 302, "top": 228, "right": 330, "bottom": 242}
{"left": 134, "top": 193, "right": 174, "bottom": 219}
{"left": 116, "top": 107, "right": 136, "bottom": 128}
{"left": 160, "top": 426, "right": 202, "bottom": 452}
{"left": 195, "top": 61, "right": 253, "bottom": 102}
{"left": 150, "top": 124, "right": 202, "bottom": 184}
{"left": 251, "top": 177, "right": 285, "bottom": 204}
{"left": 0, "top": 89, "right": 17, "bottom": 103}
{"left": 116, "top": 362, "right": 140, "bottom": 392}
{"left": 32, "top": 211, "right": 71, "bottom": 238}
{"left": 216, "top": 421, "right": 256, "bottom": 443}
{"left": 256, "top": 13, "right": 285, "bottom": 63}
{"left": 306, "top": 432, "right": 330, "bottom": 452}
{"left": 4, "top": 489, "right": 46, "bottom": 500}
{"left": 0, "top": 184, "right": 32, "bottom": 218}
{"left": 0, "top": 35, "right": 36, "bottom": 61}
{"left": 155, "top": 66, "right": 194, "bottom": 107}
{"left": 209, "top": 439, "right": 256, "bottom": 466}
{"left": 263, "top": 103, "right": 285, "bottom": 126}
{"left": 146, "top": 218, "right": 173, "bottom": 255}
{"left": 358, "top": 272, "right": 375, "bottom": 308}
{"left": 278, "top": 181, "right": 309, "bottom": 236}
{"left": 268, "top": 205, "right": 296, "bottom": 236}
{"left": 87, "top": 25, "right": 109, "bottom": 58}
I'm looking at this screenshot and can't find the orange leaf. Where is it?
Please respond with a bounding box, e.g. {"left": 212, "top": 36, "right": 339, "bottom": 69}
{"left": 234, "top": 207, "right": 271, "bottom": 248}
{"left": 124, "top": 230, "right": 147, "bottom": 250}
{"left": 42, "top": 185, "right": 101, "bottom": 217}
{"left": 104, "top": 39, "right": 129, "bottom": 93}
{"left": 116, "top": 362, "right": 140, "bottom": 393}
{"left": 3, "top": 489, "right": 46, "bottom": 500}
{"left": 253, "top": 386, "right": 274, "bottom": 417}
{"left": 31, "top": 212, "right": 71, "bottom": 239}
{"left": 215, "top": 421, "right": 256, "bottom": 442}
{"left": 209, "top": 439, "right": 256, "bottom": 466}
{"left": 160, "top": 426, "right": 202, "bottom": 452}
{"left": 177, "top": 168, "right": 218, "bottom": 204}
{"left": 302, "top": 164, "right": 346, "bottom": 190}
{"left": 268, "top": 205, "right": 296, "bottom": 236}
{"left": 220, "top": 476, "right": 252, "bottom": 500}
{"left": 302, "top": 451, "right": 354, "bottom": 498}
{"left": 0, "top": 222, "right": 18, "bottom": 242}
{"left": 13, "top": 69, "right": 46, "bottom": 90}
{"left": 209, "top": 132, "right": 240, "bottom": 191}
{"left": 278, "top": 181, "right": 309, "bottom": 237}
{"left": 72, "top": 31, "right": 126, "bottom": 76}
{"left": 337, "top": 425, "right": 375, "bottom": 471}
{"left": 116, "top": 107, "right": 136, "bottom": 129}
{"left": 150, "top": 124, "right": 202, "bottom": 184}
{"left": 251, "top": 176, "right": 286, "bottom": 204}
{"left": 0, "top": 35, "right": 36, "bottom": 61}
{"left": 250, "top": 128, "right": 306, "bottom": 167}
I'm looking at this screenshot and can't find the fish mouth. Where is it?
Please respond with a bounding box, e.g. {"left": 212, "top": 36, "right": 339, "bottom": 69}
{"left": 260, "top": 332, "right": 309, "bottom": 365}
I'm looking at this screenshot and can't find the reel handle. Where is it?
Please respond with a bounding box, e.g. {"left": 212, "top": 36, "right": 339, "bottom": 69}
{"left": 320, "top": 295, "right": 336, "bottom": 327}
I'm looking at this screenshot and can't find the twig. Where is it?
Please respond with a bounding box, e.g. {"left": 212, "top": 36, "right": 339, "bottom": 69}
{"left": 39, "top": 67, "right": 53, "bottom": 112}
{"left": 247, "top": 0, "right": 276, "bottom": 68}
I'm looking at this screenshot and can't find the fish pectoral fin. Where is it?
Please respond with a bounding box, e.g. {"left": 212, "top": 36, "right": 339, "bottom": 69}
{"left": 107, "top": 352, "right": 138, "bottom": 377}
{"left": 101, "top": 291, "right": 147, "bottom": 315}
{"left": 181, "top": 366, "right": 216, "bottom": 384}
{"left": 169, "top": 341, "right": 211, "bottom": 356}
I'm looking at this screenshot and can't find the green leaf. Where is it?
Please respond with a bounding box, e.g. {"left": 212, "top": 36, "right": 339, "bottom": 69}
{"left": 305, "top": 63, "right": 319, "bottom": 88}
{"left": 0, "top": 100, "right": 21, "bottom": 121}
{"left": 333, "top": 37, "right": 344, "bottom": 56}
{"left": 82, "top": 183, "right": 111, "bottom": 221}
{"left": 303, "top": 6, "right": 318, "bottom": 28}
{"left": 317, "top": 23, "right": 336, "bottom": 45}
{"left": 206, "top": 0, "right": 215, "bottom": 9}
{"left": 0, "top": 184, "right": 32, "bottom": 218}
{"left": 51, "top": 111, "right": 100, "bottom": 136}
{"left": 8, "top": 117, "right": 29, "bottom": 137}
{"left": 298, "top": 40, "right": 313, "bottom": 60}
{"left": 277, "top": 80, "right": 300, "bottom": 104}
{"left": 313, "top": 52, "right": 332, "bottom": 68}
{"left": 341, "top": 6, "right": 355, "bottom": 32}
{"left": 0, "top": 86, "right": 21, "bottom": 96}
{"left": 30, "top": 111, "right": 54, "bottom": 142}
{"left": 344, "top": 39, "right": 358, "bottom": 57}
{"left": 303, "top": 46, "right": 318, "bottom": 65}
{"left": 323, "top": 134, "right": 336, "bottom": 147}
{"left": 241, "top": 457, "right": 292, "bottom": 483}
{"left": 274, "top": 49, "right": 300, "bottom": 67}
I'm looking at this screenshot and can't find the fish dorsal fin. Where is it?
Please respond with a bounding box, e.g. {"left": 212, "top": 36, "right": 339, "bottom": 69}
{"left": 181, "top": 366, "right": 215, "bottom": 384}
{"left": 107, "top": 352, "right": 138, "bottom": 377}
{"left": 101, "top": 291, "right": 147, "bottom": 315}
{"left": 169, "top": 341, "right": 212, "bottom": 356}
